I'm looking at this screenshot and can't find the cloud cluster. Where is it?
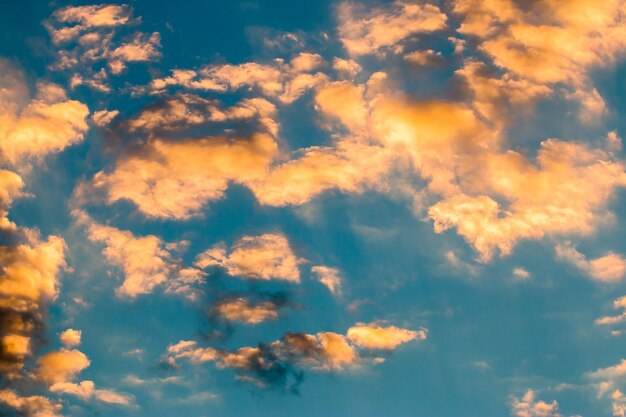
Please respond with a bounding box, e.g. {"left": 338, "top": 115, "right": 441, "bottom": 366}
{"left": 46, "top": 4, "right": 161, "bottom": 92}
{"left": 337, "top": 0, "right": 447, "bottom": 57}
{"left": 147, "top": 53, "right": 328, "bottom": 104}
{"left": 166, "top": 322, "right": 423, "bottom": 390}
{"left": 509, "top": 389, "right": 563, "bottom": 417}
{"left": 452, "top": 0, "right": 626, "bottom": 121}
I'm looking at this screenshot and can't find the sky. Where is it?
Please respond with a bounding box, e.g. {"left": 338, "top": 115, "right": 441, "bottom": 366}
{"left": 2, "top": 1, "right": 626, "bottom": 416}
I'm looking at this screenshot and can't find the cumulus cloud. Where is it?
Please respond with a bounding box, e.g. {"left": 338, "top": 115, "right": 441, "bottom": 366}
{"left": 311, "top": 266, "right": 342, "bottom": 296}
{"left": 166, "top": 322, "right": 422, "bottom": 390}
{"left": 0, "top": 60, "right": 89, "bottom": 165}
{"left": 196, "top": 233, "right": 303, "bottom": 282}
{"left": 337, "top": 0, "right": 447, "bottom": 57}
{"left": 556, "top": 244, "right": 626, "bottom": 283}
{"left": 509, "top": 389, "right": 562, "bottom": 417}
{"left": 92, "top": 133, "right": 278, "bottom": 219}
{"left": 59, "top": 329, "right": 82, "bottom": 349}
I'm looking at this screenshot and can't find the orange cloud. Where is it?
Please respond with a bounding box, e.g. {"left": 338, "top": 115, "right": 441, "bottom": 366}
{"left": 509, "top": 389, "right": 563, "bottom": 417}
{"left": 212, "top": 298, "right": 281, "bottom": 325}
{"left": 196, "top": 233, "right": 303, "bottom": 282}
{"left": 0, "top": 389, "right": 62, "bottom": 417}
{"left": 337, "top": 0, "right": 447, "bottom": 56}
{"left": 93, "top": 133, "right": 278, "bottom": 219}
{"left": 311, "top": 266, "right": 342, "bottom": 296}
{"left": 556, "top": 244, "right": 626, "bottom": 283}
{"left": 0, "top": 61, "right": 89, "bottom": 165}
{"left": 596, "top": 297, "right": 626, "bottom": 326}
{"left": 59, "top": 329, "right": 82, "bottom": 349}
{"left": 36, "top": 349, "right": 90, "bottom": 384}
{"left": 347, "top": 323, "right": 426, "bottom": 350}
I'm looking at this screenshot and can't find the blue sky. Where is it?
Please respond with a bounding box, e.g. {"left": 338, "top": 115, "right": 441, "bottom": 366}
{"left": 2, "top": 1, "right": 626, "bottom": 417}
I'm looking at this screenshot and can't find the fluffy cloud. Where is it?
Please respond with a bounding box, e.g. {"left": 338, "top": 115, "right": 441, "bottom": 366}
{"left": 77, "top": 213, "right": 205, "bottom": 299}
{"left": 337, "top": 0, "right": 447, "bottom": 57}
{"left": 510, "top": 389, "right": 562, "bottom": 417}
{"left": 311, "top": 266, "right": 342, "bottom": 296}
{"left": 0, "top": 60, "right": 89, "bottom": 165}
{"left": 92, "top": 133, "right": 278, "bottom": 219}
{"left": 59, "top": 329, "right": 82, "bottom": 349}
{"left": 85, "top": 221, "right": 174, "bottom": 298}
{"left": 556, "top": 244, "right": 626, "bottom": 283}
{"left": 346, "top": 323, "right": 426, "bottom": 350}
{"left": 196, "top": 233, "right": 303, "bottom": 282}
{"left": 36, "top": 349, "right": 90, "bottom": 384}
{"left": 211, "top": 298, "right": 282, "bottom": 325}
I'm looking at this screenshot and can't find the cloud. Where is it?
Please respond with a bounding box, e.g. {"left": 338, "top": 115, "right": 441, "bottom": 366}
{"left": 166, "top": 322, "right": 424, "bottom": 390}
{"left": 556, "top": 243, "right": 626, "bottom": 283}
{"left": 346, "top": 323, "right": 426, "bottom": 350}
{"left": 452, "top": 0, "right": 626, "bottom": 121}
{"left": 47, "top": 4, "right": 161, "bottom": 91}
{"left": 36, "top": 348, "right": 90, "bottom": 384}
{"left": 196, "top": 233, "right": 303, "bottom": 282}
{"left": 509, "top": 389, "right": 563, "bottom": 417}
{"left": 0, "top": 170, "right": 24, "bottom": 228}
{"left": 311, "top": 266, "right": 342, "bottom": 296}
{"left": 59, "top": 329, "right": 81, "bottom": 349}
{"left": 428, "top": 140, "right": 626, "bottom": 261}
{"left": 587, "top": 359, "right": 626, "bottom": 381}
{"left": 77, "top": 213, "right": 205, "bottom": 299}
{"left": 0, "top": 390, "right": 62, "bottom": 417}
{"left": 211, "top": 297, "right": 282, "bottom": 325}
{"left": 596, "top": 296, "right": 626, "bottom": 326}
{"left": 0, "top": 60, "right": 89, "bottom": 165}
{"left": 337, "top": 0, "right": 447, "bottom": 57}
{"left": 85, "top": 221, "right": 174, "bottom": 298}
{"left": 126, "top": 94, "right": 278, "bottom": 137}
{"left": 146, "top": 58, "right": 328, "bottom": 104}
{"left": 0, "top": 233, "right": 66, "bottom": 377}
{"left": 92, "top": 133, "right": 278, "bottom": 219}
{"left": 47, "top": 4, "right": 133, "bottom": 44}
{"left": 92, "top": 109, "right": 119, "bottom": 126}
